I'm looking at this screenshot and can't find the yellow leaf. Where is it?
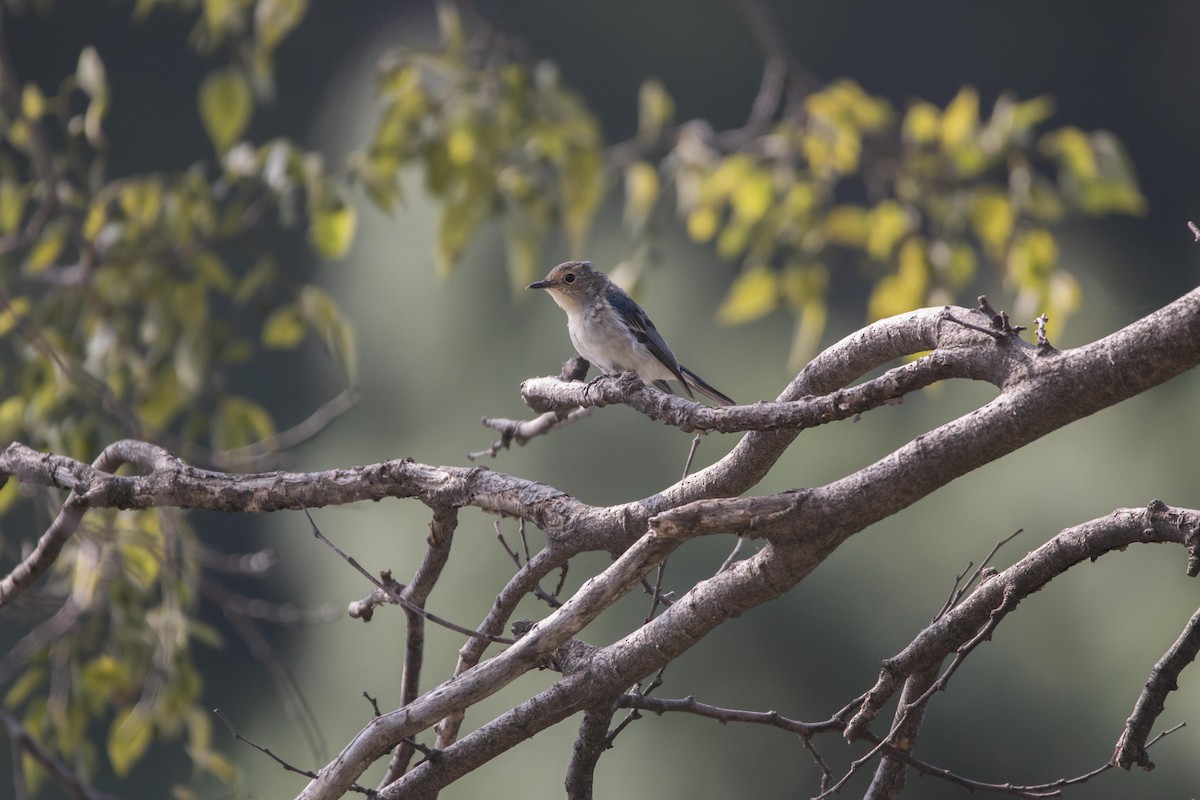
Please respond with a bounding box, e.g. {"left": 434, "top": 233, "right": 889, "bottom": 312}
{"left": 866, "top": 200, "right": 910, "bottom": 260}
{"left": 119, "top": 541, "right": 161, "bottom": 588}
{"left": 254, "top": 0, "right": 308, "bottom": 52}
{"left": 623, "top": 161, "right": 660, "bottom": 229}
{"left": 1043, "top": 127, "right": 1096, "bottom": 179}
{"left": 868, "top": 239, "right": 928, "bottom": 320}
{"left": 941, "top": 87, "right": 979, "bottom": 150}
{"left": 204, "top": 0, "right": 229, "bottom": 28}
{"left": 0, "top": 476, "right": 19, "bottom": 515}
{"left": 261, "top": 304, "right": 304, "bottom": 348}
{"left": 25, "top": 222, "right": 67, "bottom": 272}
{"left": 730, "top": 167, "right": 773, "bottom": 225}
{"left": 0, "top": 395, "right": 25, "bottom": 437}
{"left": 0, "top": 296, "right": 29, "bottom": 337}
{"left": 716, "top": 220, "right": 751, "bottom": 260}
{"left": 309, "top": 201, "right": 356, "bottom": 259}
{"left": 118, "top": 180, "right": 163, "bottom": 229}
{"left": 198, "top": 68, "right": 253, "bottom": 152}
{"left": 687, "top": 205, "right": 719, "bottom": 242}
{"left": 717, "top": 265, "right": 778, "bottom": 326}
{"left": 4, "top": 668, "right": 44, "bottom": 707}
{"left": 82, "top": 198, "right": 107, "bottom": 240}
{"left": 197, "top": 749, "right": 239, "bottom": 783}
{"left": 21, "top": 84, "right": 45, "bottom": 119}
{"left": 0, "top": 180, "right": 26, "bottom": 234}
{"left": 970, "top": 191, "right": 1015, "bottom": 255}
{"left": 638, "top": 79, "right": 674, "bottom": 144}
{"left": 109, "top": 708, "right": 154, "bottom": 777}
{"left": 446, "top": 126, "right": 476, "bottom": 167}
{"left": 1007, "top": 227, "right": 1058, "bottom": 285}
{"left": 1010, "top": 94, "right": 1055, "bottom": 132}
{"left": 780, "top": 262, "right": 828, "bottom": 309}
{"left": 436, "top": 197, "right": 484, "bottom": 274}
{"left": 902, "top": 101, "right": 941, "bottom": 144}
{"left": 822, "top": 205, "right": 869, "bottom": 246}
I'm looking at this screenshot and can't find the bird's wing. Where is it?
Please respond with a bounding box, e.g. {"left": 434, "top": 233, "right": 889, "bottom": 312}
{"left": 604, "top": 286, "right": 693, "bottom": 395}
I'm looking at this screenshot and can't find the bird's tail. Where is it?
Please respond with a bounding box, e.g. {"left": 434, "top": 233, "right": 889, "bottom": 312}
{"left": 679, "top": 365, "right": 736, "bottom": 406}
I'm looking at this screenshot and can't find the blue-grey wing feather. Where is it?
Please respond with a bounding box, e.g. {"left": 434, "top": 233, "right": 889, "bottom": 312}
{"left": 604, "top": 286, "right": 692, "bottom": 393}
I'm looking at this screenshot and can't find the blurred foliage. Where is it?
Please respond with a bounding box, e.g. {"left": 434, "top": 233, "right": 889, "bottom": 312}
{"left": 0, "top": 0, "right": 1145, "bottom": 795}
{"left": 353, "top": 9, "right": 1143, "bottom": 369}
{"left": 0, "top": 0, "right": 347, "bottom": 793}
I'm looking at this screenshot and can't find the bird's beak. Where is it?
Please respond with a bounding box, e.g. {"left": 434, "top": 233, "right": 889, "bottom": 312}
{"left": 527, "top": 279, "right": 549, "bottom": 290}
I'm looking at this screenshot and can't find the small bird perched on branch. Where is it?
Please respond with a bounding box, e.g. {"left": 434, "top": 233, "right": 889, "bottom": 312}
{"left": 528, "top": 261, "right": 735, "bottom": 405}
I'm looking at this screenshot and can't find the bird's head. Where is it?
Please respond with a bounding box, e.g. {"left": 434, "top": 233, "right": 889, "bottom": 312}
{"left": 528, "top": 261, "right": 603, "bottom": 312}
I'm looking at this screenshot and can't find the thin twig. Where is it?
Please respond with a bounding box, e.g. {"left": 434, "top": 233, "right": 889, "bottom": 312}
{"left": 0, "top": 709, "right": 117, "bottom": 800}
{"left": 303, "top": 507, "right": 514, "bottom": 645}
{"left": 214, "top": 708, "right": 374, "bottom": 796}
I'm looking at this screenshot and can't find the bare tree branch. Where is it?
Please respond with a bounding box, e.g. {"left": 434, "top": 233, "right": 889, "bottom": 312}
{"left": 1113, "top": 600, "right": 1200, "bottom": 769}
{"left": 4, "top": 287, "right": 1200, "bottom": 798}
{"left": 848, "top": 503, "right": 1200, "bottom": 742}
{"left": 376, "top": 506, "right": 459, "bottom": 788}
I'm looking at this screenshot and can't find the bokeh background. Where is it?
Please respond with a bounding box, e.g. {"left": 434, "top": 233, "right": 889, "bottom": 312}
{"left": 6, "top": 2, "right": 1200, "bottom": 798}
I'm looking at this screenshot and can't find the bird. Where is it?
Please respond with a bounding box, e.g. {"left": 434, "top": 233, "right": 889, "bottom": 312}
{"left": 528, "top": 261, "right": 735, "bottom": 405}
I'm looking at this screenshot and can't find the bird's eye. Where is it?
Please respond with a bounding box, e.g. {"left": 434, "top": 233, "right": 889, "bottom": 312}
{"left": 563, "top": 273, "right": 576, "bottom": 283}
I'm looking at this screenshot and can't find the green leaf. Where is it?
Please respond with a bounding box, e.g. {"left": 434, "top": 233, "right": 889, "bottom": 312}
{"left": 197, "top": 750, "right": 238, "bottom": 784}
{"left": 233, "top": 257, "right": 278, "bottom": 306}
{"left": 213, "top": 396, "right": 276, "bottom": 450}
{"left": 309, "top": 199, "right": 357, "bottom": 259}
{"left": 261, "top": 304, "right": 304, "bottom": 349}
{"left": 135, "top": 367, "right": 182, "bottom": 432}
{"left": 193, "top": 252, "right": 235, "bottom": 293}
{"left": 299, "top": 286, "right": 358, "bottom": 381}
{"left": 717, "top": 265, "right": 779, "bottom": 326}
{"left": 109, "top": 708, "right": 154, "bottom": 777}
{"left": 199, "top": 68, "right": 253, "bottom": 152}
